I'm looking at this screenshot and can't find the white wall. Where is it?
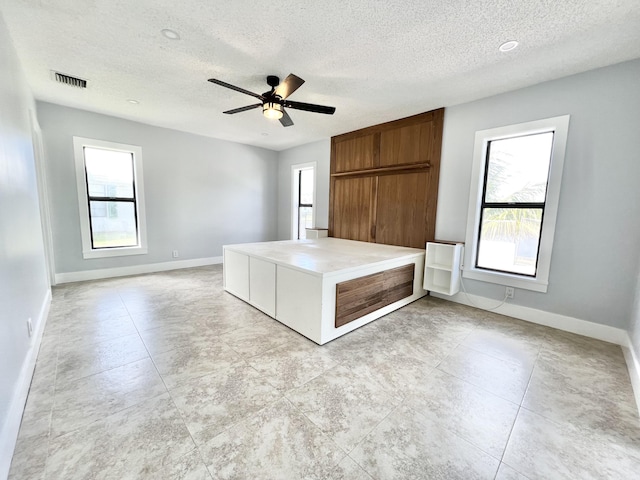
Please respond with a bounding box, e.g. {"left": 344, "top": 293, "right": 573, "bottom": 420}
{"left": 0, "top": 13, "right": 50, "bottom": 478}
{"left": 37, "top": 102, "right": 279, "bottom": 276}
{"left": 276, "top": 139, "right": 330, "bottom": 240}
{"left": 436, "top": 59, "right": 640, "bottom": 329}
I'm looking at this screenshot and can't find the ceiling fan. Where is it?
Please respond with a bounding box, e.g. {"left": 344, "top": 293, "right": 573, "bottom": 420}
{"left": 207, "top": 73, "right": 336, "bottom": 127}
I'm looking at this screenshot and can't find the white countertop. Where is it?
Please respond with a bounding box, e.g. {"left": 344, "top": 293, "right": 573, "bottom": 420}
{"left": 224, "top": 238, "right": 425, "bottom": 276}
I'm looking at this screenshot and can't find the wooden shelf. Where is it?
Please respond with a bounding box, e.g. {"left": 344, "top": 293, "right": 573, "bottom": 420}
{"left": 330, "top": 162, "right": 431, "bottom": 178}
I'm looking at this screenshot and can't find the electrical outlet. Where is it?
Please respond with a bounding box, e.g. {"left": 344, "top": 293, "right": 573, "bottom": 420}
{"left": 172, "top": 250, "right": 179, "bottom": 258}
{"left": 505, "top": 287, "right": 514, "bottom": 299}
{"left": 27, "top": 318, "right": 33, "bottom": 337}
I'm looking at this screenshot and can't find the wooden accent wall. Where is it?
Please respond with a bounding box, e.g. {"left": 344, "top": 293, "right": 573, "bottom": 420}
{"left": 329, "top": 109, "right": 444, "bottom": 249}
{"left": 335, "top": 264, "right": 415, "bottom": 328}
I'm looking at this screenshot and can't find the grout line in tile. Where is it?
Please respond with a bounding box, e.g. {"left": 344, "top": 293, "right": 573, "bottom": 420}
{"left": 433, "top": 356, "right": 520, "bottom": 406}
{"left": 497, "top": 350, "right": 541, "bottom": 471}
{"left": 452, "top": 339, "right": 542, "bottom": 370}
{"left": 402, "top": 390, "right": 507, "bottom": 463}
{"left": 283, "top": 395, "right": 351, "bottom": 469}
{"left": 117, "top": 288, "right": 199, "bottom": 449}
{"left": 196, "top": 394, "right": 289, "bottom": 451}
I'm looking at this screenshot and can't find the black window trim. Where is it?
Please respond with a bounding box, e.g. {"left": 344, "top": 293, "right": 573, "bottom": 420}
{"left": 83, "top": 147, "right": 140, "bottom": 250}
{"left": 297, "top": 169, "right": 313, "bottom": 240}
{"left": 474, "top": 132, "right": 554, "bottom": 277}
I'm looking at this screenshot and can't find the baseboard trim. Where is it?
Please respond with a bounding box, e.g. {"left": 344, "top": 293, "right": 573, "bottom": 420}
{"left": 0, "top": 288, "right": 51, "bottom": 480}
{"left": 55, "top": 256, "right": 223, "bottom": 284}
{"left": 430, "top": 291, "right": 628, "bottom": 346}
{"left": 622, "top": 334, "right": 640, "bottom": 417}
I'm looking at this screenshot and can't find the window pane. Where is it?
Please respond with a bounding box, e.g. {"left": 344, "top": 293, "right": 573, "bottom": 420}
{"left": 485, "top": 132, "right": 553, "bottom": 203}
{"left": 298, "top": 206, "right": 313, "bottom": 239}
{"left": 90, "top": 201, "right": 138, "bottom": 248}
{"left": 299, "top": 168, "right": 314, "bottom": 205}
{"left": 477, "top": 208, "right": 542, "bottom": 276}
{"left": 84, "top": 147, "right": 134, "bottom": 198}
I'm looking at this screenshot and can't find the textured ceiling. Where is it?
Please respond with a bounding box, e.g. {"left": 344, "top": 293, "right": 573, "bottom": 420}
{"left": 2, "top": 0, "right": 640, "bottom": 151}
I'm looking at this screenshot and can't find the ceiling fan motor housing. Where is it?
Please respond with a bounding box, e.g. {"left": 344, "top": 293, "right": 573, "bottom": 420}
{"left": 266, "top": 75, "right": 280, "bottom": 88}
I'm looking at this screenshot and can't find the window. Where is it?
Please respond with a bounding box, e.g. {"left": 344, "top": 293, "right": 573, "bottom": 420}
{"left": 463, "top": 116, "right": 569, "bottom": 292}
{"left": 291, "top": 163, "right": 316, "bottom": 239}
{"left": 73, "top": 137, "right": 147, "bottom": 259}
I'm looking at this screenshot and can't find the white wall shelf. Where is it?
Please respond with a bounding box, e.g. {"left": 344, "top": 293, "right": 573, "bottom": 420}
{"left": 424, "top": 242, "right": 464, "bottom": 296}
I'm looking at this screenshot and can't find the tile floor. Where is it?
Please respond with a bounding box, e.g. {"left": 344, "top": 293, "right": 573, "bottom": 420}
{"left": 9, "top": 265, "right": 640, "bottom": 479}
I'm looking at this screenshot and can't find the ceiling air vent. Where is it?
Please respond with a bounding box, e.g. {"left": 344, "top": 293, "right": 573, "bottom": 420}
{"left": 53, "top": 71, "right": 87, "bottom": 88}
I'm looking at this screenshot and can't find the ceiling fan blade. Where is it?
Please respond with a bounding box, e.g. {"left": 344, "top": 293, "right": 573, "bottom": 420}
{"left": 283, "top": 100, "right": 336, "bottom": 115}
{"left": 223, "top": 104, "right": 262, "bottom": 114}
{"left": 279, "top": 109, "right": 294, "bottom": 127}
{"left": 208, "top": 78, "right": 265, "bottom": 101}
{"left": 275, "top": 74, "right": 305, "bottom": 100}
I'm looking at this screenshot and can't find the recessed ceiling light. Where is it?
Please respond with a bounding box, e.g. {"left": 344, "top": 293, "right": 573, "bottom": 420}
{"left": 127, "top": 99, "right": 139, "bottom": 104}
{"left": 161, "top": 29, "right": 180, "bottom": 40}
{"left": 499, "top": 40, "right": 519, "bottom": 52}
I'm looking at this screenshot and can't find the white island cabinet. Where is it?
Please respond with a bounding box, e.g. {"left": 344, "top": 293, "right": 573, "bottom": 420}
{"left": 223, "top": 238, "right": 427, "bottom": 345}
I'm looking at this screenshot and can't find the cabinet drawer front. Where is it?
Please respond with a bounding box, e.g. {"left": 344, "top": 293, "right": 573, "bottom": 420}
{"left": 335, "top": 272, "right": 385, "bottom": 328}
{"left": 335, "top": 264, "right": 415, "bottom": 328}
{"left": 383, "top": 264, "right": 415, "bottom": 304}
{"left": 223, "top": 250, "right": 249, "bottom": 301}
{"left": 249, "top": 257, "right": 276, "bottom": 317}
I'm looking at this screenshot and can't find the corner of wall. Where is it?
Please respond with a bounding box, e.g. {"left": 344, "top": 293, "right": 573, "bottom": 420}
{"left": 624, "top": 254, "right": 640, "bottom": 415}
{"left": 622, "top": 335, "right": 640, "bottom": 417}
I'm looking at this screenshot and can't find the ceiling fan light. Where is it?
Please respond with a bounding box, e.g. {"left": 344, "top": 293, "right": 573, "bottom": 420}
{"left": 263, "top": 102, "right": 283, "bottom": 119}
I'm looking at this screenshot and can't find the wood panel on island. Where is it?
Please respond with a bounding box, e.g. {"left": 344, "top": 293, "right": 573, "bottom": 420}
{"left": 329, "top": 108, "right": 444, "bottom": 249}
{"left": 335, "top": 264, "right": 415, "bottom": 328}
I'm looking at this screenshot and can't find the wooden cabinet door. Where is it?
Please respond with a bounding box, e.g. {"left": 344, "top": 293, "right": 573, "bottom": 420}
{"left": 375, "top": 171, "right": 436, "bottom": 248}
{"left": 331, "top": 176, "right": 376, "bottom": 242}
{"left": 379, "top": 121, "right": 433, "bottom": 167}
{"left": 329, "top": 109, "right": 443, "bottom": 247}
{"left": 333, "top": 134, "right": 376, "bottom": 173}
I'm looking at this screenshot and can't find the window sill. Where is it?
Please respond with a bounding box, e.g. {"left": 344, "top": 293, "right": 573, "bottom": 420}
{"left": 462, "top": 267, "right": 548, "bottom": 293}
{"left": 82, "top": 246, "right": 148, "bottom": 259}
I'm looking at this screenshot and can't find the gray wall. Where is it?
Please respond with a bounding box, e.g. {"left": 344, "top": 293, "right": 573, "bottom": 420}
{"left": 277, "top": 139, "right": 330, "bottom": 240}
{"left": 436, "top": 59, "right": 640, "bottom": 329}
{"left": 37, "top": 102, "right": 279, "bottom": 275}
{"left": 0, "top": 13, "right": 49, "bottom": 463}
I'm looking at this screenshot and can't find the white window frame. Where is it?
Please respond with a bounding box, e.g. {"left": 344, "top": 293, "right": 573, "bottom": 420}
{"left": 463, "top": 115, "right": 570, "bottom": 293}
{"left": 73, "top": 137, "right": 148, "bottom": 259}
{"left": 291, "top": 162, "right": 317, "bottom": 240}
